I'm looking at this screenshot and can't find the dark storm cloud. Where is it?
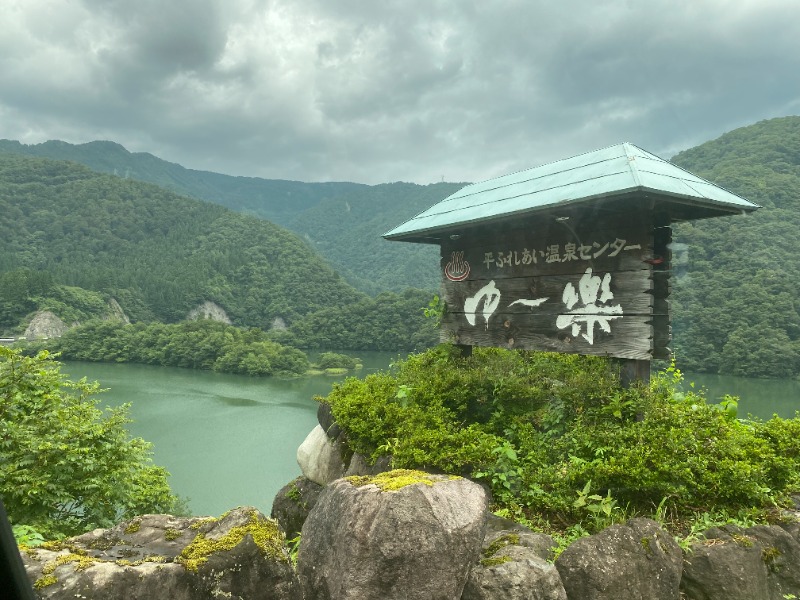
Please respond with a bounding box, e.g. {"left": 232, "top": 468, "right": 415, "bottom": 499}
{"left": 1, "top": 0, "right": 798, "bottom": 184}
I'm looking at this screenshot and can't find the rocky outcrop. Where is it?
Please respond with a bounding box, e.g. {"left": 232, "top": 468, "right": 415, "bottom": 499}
{"left": 22, "top": 507, "right": 299, "bottom": 600}
{"left": 463, "top": 514, "right": 567, "bottom": 600}
{"left": 186, "top": 301, "right": 232, "bottom": 324}
{"left": 681, "top": 523, "right": 800, "bottom": 600}
{"left": 297, "top": 470, "right": 488, "bottom": 600}
{"left": 271, "top": 476, "right": 324, "bottom": 541}
{"left": 296, "top": 424, "right": 349, "bottom": 485}
{"left": 24, "top": 311, "right": 68, "bottom": 340}
{"left": 105, "top": 298, "right": 130, "bottom": 324}
{"left": 555, "top": 518, "right": 682, "bottom": 600}
{"left": 297, "top": 403, "right": 392, "bottom": 486}
{"left": 270, "top": 316, "right": 288, "bottom": 331}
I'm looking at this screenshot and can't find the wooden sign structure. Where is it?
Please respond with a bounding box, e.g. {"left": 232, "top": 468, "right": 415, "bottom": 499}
{"left": 385, "top": 143, "right": 759, "bottom": 381}
{"left": 439, "top": 212, "right": 670, "bottom": 362}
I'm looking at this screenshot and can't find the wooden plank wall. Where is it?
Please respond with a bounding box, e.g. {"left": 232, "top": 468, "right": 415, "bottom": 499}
{"left": 439, "top": 212, "right": 671, "bottom": 360}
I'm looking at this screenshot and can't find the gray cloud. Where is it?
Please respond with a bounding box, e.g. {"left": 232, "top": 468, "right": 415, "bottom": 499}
{"left": 1, "top": 0, "right": 798, "bottom": 184}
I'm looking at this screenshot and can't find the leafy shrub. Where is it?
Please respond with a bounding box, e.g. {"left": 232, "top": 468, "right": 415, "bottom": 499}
{"left": 324, "top": 345, "right": 800, "bottom": 534}
{"left": 0, "top": 347, "right": 179, "bottom": 539}
{"left": 316, "top": 352, "right": 358, "bottom": 370}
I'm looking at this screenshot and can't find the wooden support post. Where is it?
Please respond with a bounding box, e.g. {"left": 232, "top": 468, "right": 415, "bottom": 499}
{"left": 619, "top": 358, "right": 651, "bottom": 388}
{"left": 456, "top": 344, "right": 473, "bottom": 358}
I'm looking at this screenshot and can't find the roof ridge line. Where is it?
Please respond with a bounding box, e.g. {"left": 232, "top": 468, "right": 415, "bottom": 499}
{"left": 623, "top": 142, "right": 644, "bottom": 188}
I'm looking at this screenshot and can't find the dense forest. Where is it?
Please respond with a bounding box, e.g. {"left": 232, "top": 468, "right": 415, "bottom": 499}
{"left": 0, "top": 139, "right": 455, "bottom": 293}
{"left": 0, "top": 154, "right": 436, "bottom": 353}
{"left": 670, "top": 116, "right": 800, "bottom": 378}
{"left": 3, "top": 116, "right": 800, "bottom": 377}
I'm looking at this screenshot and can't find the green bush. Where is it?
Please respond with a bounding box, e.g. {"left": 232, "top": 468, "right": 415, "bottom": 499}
{"left": 0, "top": 347, "right": 179, "bottom": 539}
{"left": 324, "top": 345, "right": 800, "bottom": 534}
{"left": 316, "top": 352, "right": 358, "bottom": 370}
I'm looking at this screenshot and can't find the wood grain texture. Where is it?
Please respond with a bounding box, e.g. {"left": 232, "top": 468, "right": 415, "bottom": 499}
{"left": 440, "top": 312, "right": 655, "bottom": 360}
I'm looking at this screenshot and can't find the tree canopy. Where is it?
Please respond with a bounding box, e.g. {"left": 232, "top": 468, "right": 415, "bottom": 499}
{"left": 0, "top": 347, "right": 179, "bottom": 538}
{"left": 670, "top": 116, "right": 800, "bottom": 378}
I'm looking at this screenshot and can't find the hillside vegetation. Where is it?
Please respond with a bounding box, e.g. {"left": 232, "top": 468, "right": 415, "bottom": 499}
{"left": 325, "top": 345, "right": 800, "bottom": 540}
{"left": 0, "top": 154, "right": 436, "bottom": 352}
{"left": 670, "top": 116, "right": 800, "bottom": 378}
{"left": 0, "top": 139, "right": 453, "bottom": 293}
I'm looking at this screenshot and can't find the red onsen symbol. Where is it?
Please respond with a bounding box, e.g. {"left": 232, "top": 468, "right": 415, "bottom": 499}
{"left": 444, "top": 251, "right": 470, "bottom": 282}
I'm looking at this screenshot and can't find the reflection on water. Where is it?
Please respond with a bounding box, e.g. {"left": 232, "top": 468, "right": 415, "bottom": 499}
{"left": 63, "top": 352, "right": 395, "bottom": 518}
{"left": 215, "top": 396, "right": 263, "bottom": 407}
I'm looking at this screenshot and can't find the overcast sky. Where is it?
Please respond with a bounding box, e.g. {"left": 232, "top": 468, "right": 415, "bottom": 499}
{"left": 1, "top": 0, "right": 799, "bottom": 185}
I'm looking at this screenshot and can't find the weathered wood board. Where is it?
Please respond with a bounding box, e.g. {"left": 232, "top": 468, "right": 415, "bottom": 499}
{"left": 437, "top": 215, "right": 672, "bottom": 360}
{"left": 440, "top": 312, "right": 655, "bottom": 360}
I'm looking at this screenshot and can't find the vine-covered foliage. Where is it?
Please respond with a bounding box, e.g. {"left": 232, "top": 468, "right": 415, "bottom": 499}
{"left": 27, "top": 319, "right": 310, "bottom": 376}
{"left": 325, "top": 345, "right": 800, "bottom": 533}
{"left": 0, "top": 347, "right": 179, "bottom": 539}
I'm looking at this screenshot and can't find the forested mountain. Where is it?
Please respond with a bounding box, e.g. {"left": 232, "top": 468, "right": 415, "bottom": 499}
{"left": 0, "top": 154, "right": 436, "bottom": 351}
{"left": 670, "top": 116, "right": 800, "bottom": 378}
{"left": 4, "top": 116, "right": 799, "bottom": 376}
{"left": 0, "top": 139, "right": 363, "bottom": 226}
{"left": 288, "top": 181, "right": 462, "bottom": 294}
{"left": 0, "top": 139, "right": 457, "bottom": 293}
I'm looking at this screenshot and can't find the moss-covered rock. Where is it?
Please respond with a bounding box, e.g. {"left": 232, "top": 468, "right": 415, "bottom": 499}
{"left": 21, "top": 507, "right": 300, "bottom": 599}
{"left": 297, "top": 473, "right": 487, "bottom": 599}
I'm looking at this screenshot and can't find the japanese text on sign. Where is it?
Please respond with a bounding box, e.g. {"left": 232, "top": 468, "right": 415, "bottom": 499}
{"left": 482, "top": 238, "right": 642, "bottom": 270}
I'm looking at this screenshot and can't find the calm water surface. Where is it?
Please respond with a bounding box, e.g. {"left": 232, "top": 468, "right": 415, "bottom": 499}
{"left": 683, "top": 372, "right": 800, "bottom": 420}
{"left": 62, "top": 356, "right": 799, "bottom": 518}
{"left": 63, "top": 352, "right": 397, "bottom": 518}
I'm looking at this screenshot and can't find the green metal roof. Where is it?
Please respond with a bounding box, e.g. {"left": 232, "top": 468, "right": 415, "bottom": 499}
{"left": 384, "top": 143, "right": 760, "bottom": 243}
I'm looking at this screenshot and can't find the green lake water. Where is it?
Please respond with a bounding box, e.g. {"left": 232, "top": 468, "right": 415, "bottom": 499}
{"left": 683, "top": 372, "right": 800, "bottom": 420}
{"left": 63, "top": 352, "right": 398, "bottom": 518}
{"left": 62, "top": 357, "right": 799, "bottom": 518}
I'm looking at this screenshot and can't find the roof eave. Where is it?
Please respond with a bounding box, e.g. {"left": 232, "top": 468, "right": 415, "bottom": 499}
{"left": 383, "top": 186, "right": 760, "bottom": 243}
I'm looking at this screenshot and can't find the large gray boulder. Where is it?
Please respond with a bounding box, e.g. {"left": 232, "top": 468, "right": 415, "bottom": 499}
{"left": 463, "top": 514, "right": 567, "bottom": 600}
{"left": 23, "top": 507, "right": 299, "bottom": 599}
{"left": 681, "top": 524, "right": 800, "bottom": 600}
{"left": 297, "top": 470, "right": 488, "bottom": 600}
{"left": 296, "top": 424, "right": 349, "bottom": 485}
{"left": 555, "top": 518, "right": 682, "bottom": 600}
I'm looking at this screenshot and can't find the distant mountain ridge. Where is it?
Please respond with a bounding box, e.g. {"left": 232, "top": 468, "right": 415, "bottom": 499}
{"left": 0, "top": 138, "right": 461, "bottom": 293}
{"left": 0, "top": 139, "right": 365, "bottom": 226}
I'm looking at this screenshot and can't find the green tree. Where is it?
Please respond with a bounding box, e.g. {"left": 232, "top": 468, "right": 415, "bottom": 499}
{"left": 0, "top": 347, "right": 178, "bottom": 539}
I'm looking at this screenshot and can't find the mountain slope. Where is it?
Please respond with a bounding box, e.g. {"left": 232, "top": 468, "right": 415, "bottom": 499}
{"left": 0, "top": 139, "right": 365, "bottom": 226}
{"left": 0, "top": 139, "right": 462, "bottom": 294}
{"left": 289, "top": 181, "right": 464, "bottom": 294}
{"left": 670, "top": 116, "right": 800, "bottom": 377}
{"left": 0, "top": 153, "right": 362, "bottom": 329}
